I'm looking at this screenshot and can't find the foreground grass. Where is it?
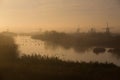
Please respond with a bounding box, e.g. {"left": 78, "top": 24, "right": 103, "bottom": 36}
{"left": 1, "top": 56, "right": 120, "bottom": 80}
{"left": 0, "top": 33, "right": 120, "bottom": 80}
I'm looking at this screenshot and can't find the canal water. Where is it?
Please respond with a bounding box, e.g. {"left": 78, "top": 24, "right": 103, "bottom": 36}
{"left": 14, "top": 36, "right": 120, "bottom": 66}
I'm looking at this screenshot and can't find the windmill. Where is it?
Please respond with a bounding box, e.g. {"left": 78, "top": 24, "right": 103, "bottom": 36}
{"left": 76, "top": 28, "right": 80, "bottom": 33}
{"left": 102, "top": 22, "right": 113, "bottom": 34}
{"left": 76, "top": 25, "right": 80, "bottom": 33}
{"left": 5, "top": 26, "right": 9, "bottom": 32}
{"left": 88, "top": 24, "right": 96, "bottom": 34}
{"left": 90, "top": 28, "right": 96, "bottom": 33}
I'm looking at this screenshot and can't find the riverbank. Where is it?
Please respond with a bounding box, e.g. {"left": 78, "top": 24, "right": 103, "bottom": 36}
{"left": 32, "top": 31, "right": 120, "bottom": 49}
{"left": 0, "top": 33, "right": 120, "bottom": 80}
{"left": 2, "top": 54, "right": 120, "bottom": 80}
{"left": 3, "top": 56, "right": 120, "bottom": 80}
{"left": 0, "top": 33, "right": 18, "bottom": 64}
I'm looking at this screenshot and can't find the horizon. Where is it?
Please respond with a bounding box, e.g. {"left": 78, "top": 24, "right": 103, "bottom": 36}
{"left": 0, "top": 0, "right": 120, "bottom": 33}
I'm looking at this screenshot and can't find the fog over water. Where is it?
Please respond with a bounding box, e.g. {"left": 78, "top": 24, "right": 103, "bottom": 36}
{"left": 0, "top": 1, "right": 120, "bottom": 80}
{"left": 14, "top": 36, "right": 120, "bottom": 66}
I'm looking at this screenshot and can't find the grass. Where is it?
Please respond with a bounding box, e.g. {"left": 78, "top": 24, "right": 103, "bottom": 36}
{"left": 0, "top": 33, "right": 120, "bottom": 80}
{"left": 3, "top": 55, "right": 120, "bottom": 80}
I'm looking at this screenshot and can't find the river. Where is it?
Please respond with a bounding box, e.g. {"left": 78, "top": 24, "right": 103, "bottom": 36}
{"left": 14, "top": 35, "right": 120, "bottom": 66}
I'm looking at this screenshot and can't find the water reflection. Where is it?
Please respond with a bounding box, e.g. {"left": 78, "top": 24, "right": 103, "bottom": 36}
{"left": 44, "top": 40, "right": 90, "bottom": 53}
{"left": 108, "top": 48, "right": 120, "bottom": 59}
{"left": 14, "top": 36, "right": 120, "bottom": 66}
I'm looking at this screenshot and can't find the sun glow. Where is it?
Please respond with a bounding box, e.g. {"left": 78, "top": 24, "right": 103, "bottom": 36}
{"left": 0, "top": 0, "right": 120, "bottom": 32}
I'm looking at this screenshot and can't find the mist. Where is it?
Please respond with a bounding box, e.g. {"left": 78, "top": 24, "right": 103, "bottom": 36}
{"left": 0, "top": 0, "right": 120, "bottom": 80}
{"left": 0, "top": 0, "right": 120, "bottom": 33}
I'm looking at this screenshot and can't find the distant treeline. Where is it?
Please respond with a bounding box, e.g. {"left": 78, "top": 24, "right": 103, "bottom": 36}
{"left": 32, "top": 31, "right": 120, "bottom": 48}
{"left": 0, "top": 33, "right": 120, "bottom": 80}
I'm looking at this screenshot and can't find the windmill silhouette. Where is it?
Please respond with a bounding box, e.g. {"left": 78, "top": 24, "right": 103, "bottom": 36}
{"left": 76, "top": 28, "right": 80, "bottom": 33}
{"left": 5, "top": 26, "right": 9, "bottom": 32}
{"left": 103, "top": 22, "right": 113, "bottom": 34}
{"left": 88, "top": 24, "right": 96, "bottom": 34}
{"left": 90, "top": 28, "right": 96, "bottom": 33}
{"left": 76, "top": 25, "right": 80, "bottom": 33}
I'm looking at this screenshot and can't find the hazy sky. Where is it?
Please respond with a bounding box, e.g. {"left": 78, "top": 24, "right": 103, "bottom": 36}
{"left": 0, "top": 0, "right": 120, "bottom": 32}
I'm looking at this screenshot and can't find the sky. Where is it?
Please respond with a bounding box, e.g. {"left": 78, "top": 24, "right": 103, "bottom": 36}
{"left": 0, "top": 0, "right": 120, "bottom": 33}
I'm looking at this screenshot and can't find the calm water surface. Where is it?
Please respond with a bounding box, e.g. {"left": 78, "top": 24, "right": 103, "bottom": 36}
{"left": 14, "top": 36, "right": 120, "bottom": 66}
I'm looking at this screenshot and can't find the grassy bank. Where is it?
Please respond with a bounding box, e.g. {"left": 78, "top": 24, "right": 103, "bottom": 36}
{"left": 2, "top": 55, "right": 120, "bottom": 80}
{"left": 0, "top": 33, "right": 18, "bottom": 64}
{"left": 0, "top": 33, "right": 120, "bottom": 80}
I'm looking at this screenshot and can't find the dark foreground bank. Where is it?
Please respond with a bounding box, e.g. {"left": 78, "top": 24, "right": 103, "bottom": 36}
{"left": 0, "top": 33, "right": 120, "bottom": 80}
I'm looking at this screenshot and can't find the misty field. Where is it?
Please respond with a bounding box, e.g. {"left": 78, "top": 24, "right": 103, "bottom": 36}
{"left": 0, "top": 33, "right": 120, "bottom": 80}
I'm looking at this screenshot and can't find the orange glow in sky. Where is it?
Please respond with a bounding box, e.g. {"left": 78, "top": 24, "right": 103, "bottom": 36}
{"left": 0, "top": 0, "right": 120, "bottom": 32}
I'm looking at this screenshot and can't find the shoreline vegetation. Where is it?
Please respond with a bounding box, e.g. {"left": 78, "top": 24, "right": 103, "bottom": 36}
{"left": 32, "top": 31, "right": 120, "bottom": 48}
{"left": 0, "top": 33, "right": 120, "bottom": 80}
{"left": 32, "top": 31, "right": 120, "bottom": 53}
